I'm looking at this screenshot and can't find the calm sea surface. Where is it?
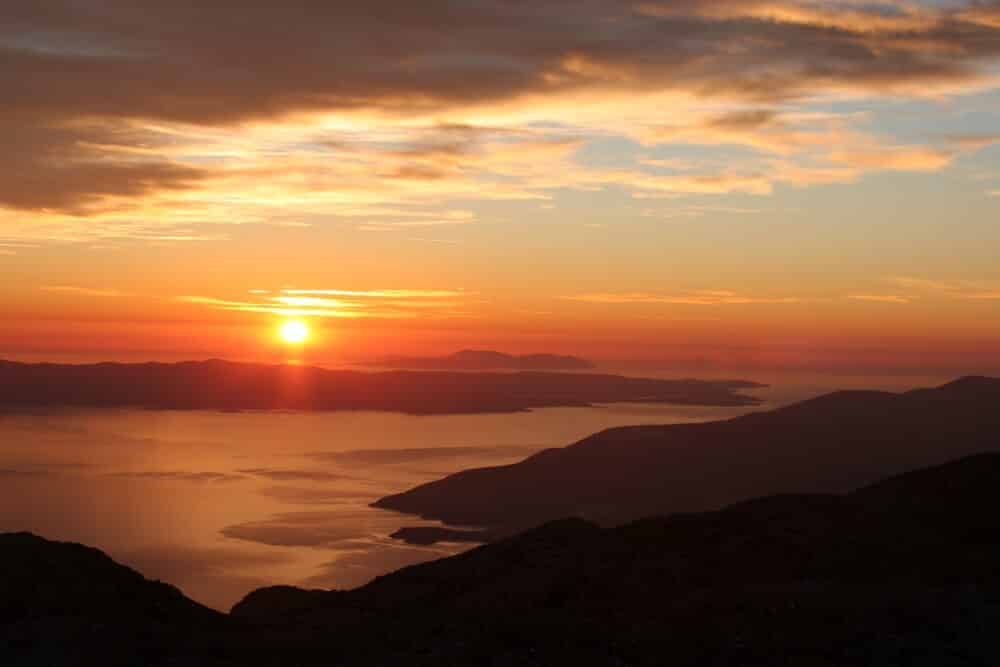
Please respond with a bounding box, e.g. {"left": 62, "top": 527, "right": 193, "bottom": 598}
{"left": 0, "top": 372, "right": 950, "bottom": 609}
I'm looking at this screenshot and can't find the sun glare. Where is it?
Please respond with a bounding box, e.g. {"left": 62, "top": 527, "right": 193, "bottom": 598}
{"left": 278, "top": 320, "right": 310, "bottom": 345}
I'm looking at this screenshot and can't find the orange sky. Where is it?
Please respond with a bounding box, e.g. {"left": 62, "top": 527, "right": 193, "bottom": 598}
{"left": 1, "top": 1, "right": 999, "bottom": 373}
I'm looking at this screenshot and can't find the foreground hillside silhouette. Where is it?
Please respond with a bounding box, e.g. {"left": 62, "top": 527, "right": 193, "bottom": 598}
{"left": 0, "top": 359, "right": 760, "bottom": 414}
{"left": 376, "top": 377, "right": 1000, "bottom": 535}
{"left": 4, "top": 451, "right": 1000, "bottom": 665}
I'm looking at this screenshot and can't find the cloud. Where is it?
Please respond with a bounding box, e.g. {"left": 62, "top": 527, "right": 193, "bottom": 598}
{"left": 828, "top": 145, "right": 957, "bottom": 171}
{"left": 647, "top": 108, "right": 838, "bottom": 155}
{"left": 627, "top": 171, "right": 775, "bottom": 196}
{"left": 946, "top": 133, "right": 1000, "bottom": 151}
{"left": 958, "top": 3, "right": 1000, "bottom": 30}
{"left": 641, "top": 107, "right": 980, "bottom": 191}
{"left": 177, "top": 296, "right": 370, "bottom": 319}
{"left": 0, "top": 0, "right": 996, "bottom": 241}
{"left": 960, "top": 291, "right": 1000, "bottom": 300}
{"left": 40, "top": 286, "right": 127, "bottom": 298}
{"left": 9, "top": 1, "right": 994, "bottom": 125}
{"left": 643, "top": 204, "right": 766, "bottom": 220}
{"left": 564, "top": 290, "right": 802, "bottom": 305}
{"left": 0, "top": 120, "right": 206, "bottom": 214}
{"left": 888, "top": 275, "right": 1000, "bottom": 300}
{"left": 178, "top": 286, "right": 470, "bottom": 320}
{"left": 890, "top": 276, "right": 960, "bottom": 292}
{"left": 847, "top": 294, "right": 913, "bottom": 304}
{"left": 281, "top": 289, "right": 465, "bottom": 298}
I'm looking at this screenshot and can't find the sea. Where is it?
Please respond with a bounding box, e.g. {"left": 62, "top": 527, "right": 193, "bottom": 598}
{"left": 0, "top": 369, "right": 950, "bottom": 610}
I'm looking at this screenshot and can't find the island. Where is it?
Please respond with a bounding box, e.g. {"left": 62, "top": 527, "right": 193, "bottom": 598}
{"left": 0, "top": 359, "right": 763, "bottom": 414}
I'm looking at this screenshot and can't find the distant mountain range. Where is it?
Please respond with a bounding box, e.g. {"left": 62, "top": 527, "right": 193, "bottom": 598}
{"left": 5, "top": 450, "right": 1000, "bottom": 665}
{"left": 0, "top": 358, "right": 763, "bottom": 413}
{"left": 372, "top": 349, "right": 596, "bottom": 370}
{"left": 375, "top": 376, "right": 1000, "bottom": 533}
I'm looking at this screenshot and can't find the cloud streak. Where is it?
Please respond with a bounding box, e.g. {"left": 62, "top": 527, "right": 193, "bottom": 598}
{"left": 564, "top": 291, "right": 802, "bottom": 306}
{"left": 178, "top": 287, "right": 471, "bottom": 320}
{"left": 888, "top": 276, "right": 1000, "bottom": 301}
{"left": 848, "top": 294, "right": 914, "bottom": 304}
{"left": 40, "top": 286, "right": 127, "bottom": 298}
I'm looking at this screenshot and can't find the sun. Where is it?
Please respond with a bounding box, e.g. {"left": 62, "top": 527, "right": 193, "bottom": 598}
{"left": 278, "top": 320, "right": 310, "bottom": 345}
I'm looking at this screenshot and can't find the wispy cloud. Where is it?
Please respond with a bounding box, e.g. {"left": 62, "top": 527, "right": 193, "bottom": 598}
{"left": 564, "top": 291, "right": 801, "bottom": 306}
{"left": 848, "top": 294, "right": 913, "bottom": 304}
{"left": 177, "top": 296, "right": 372, "bottom": 319}
{"left": 281, "top": 289, "right": 465, "bottom": 299}
{"left": 945, "top": 134, "right": 1000, "bottom": 151}
{"left": 888, "top": 276, "right": 1000, "bottom": 300}
{"left": 179, "top": 287, "right": 471, "bottom": 320}
{"left": 642, "top": 204, "right": 765, "bottom": 220}
{"left": 960, "top": 291, "right": 1000, "bottom": 301}
{"left": 828, "top": 146, "right": 956, "bottom": 172}
{"left": 40, "top": 285, "right": 127, "bottom": 298}
{"left": 890, "top": 276, "right": 960, "bottom": 292}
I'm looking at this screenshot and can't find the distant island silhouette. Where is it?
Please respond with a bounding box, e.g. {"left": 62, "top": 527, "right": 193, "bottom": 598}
{"left": 0, "top": 359, "right": 762, "bottom": 414}
{"left": 5, "top": 449, "right": 1000, "bottom": 665}
{"left": 371, "top": 349, "right": 596, "bottom": 370}
{"left": 375, "top": 376, "right": 1000, "bottom": 536}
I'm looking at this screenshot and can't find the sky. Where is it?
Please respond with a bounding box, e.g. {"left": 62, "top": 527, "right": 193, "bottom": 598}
{"left": 1, "top": 0, "right": 999, "bottom": 372}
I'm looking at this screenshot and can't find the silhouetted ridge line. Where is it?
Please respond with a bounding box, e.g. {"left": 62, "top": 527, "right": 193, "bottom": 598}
{"left": 0, "top": 532, "right": 226, "bottom": 664}
{"left": 373, "top": 376, "right": 1000, "bottom": 532}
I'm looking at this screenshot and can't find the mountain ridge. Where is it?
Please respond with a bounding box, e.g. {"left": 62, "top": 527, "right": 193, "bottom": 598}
{"left": 374, "top": 376, "right": 1000, "bottom": 532}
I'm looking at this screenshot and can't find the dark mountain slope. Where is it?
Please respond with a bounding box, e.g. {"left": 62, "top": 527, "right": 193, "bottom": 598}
{"left": 0, "top": 533, "right": 227, "bottom": 666}
{"left": 374, "top": 376, "right": 1000, "bottom": 530}
{"left": 233, "top": 452, "right": 1000, "bottom": 665}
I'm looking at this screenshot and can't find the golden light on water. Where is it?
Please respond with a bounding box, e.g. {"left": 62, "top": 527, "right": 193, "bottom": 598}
{"left": 278, "top": 320, "right": 310, "bottom": 345}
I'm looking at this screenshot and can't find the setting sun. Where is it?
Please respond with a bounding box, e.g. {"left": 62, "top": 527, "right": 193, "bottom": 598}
{"left": 278, "top": 320, "right": 310, "bottom": 345}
